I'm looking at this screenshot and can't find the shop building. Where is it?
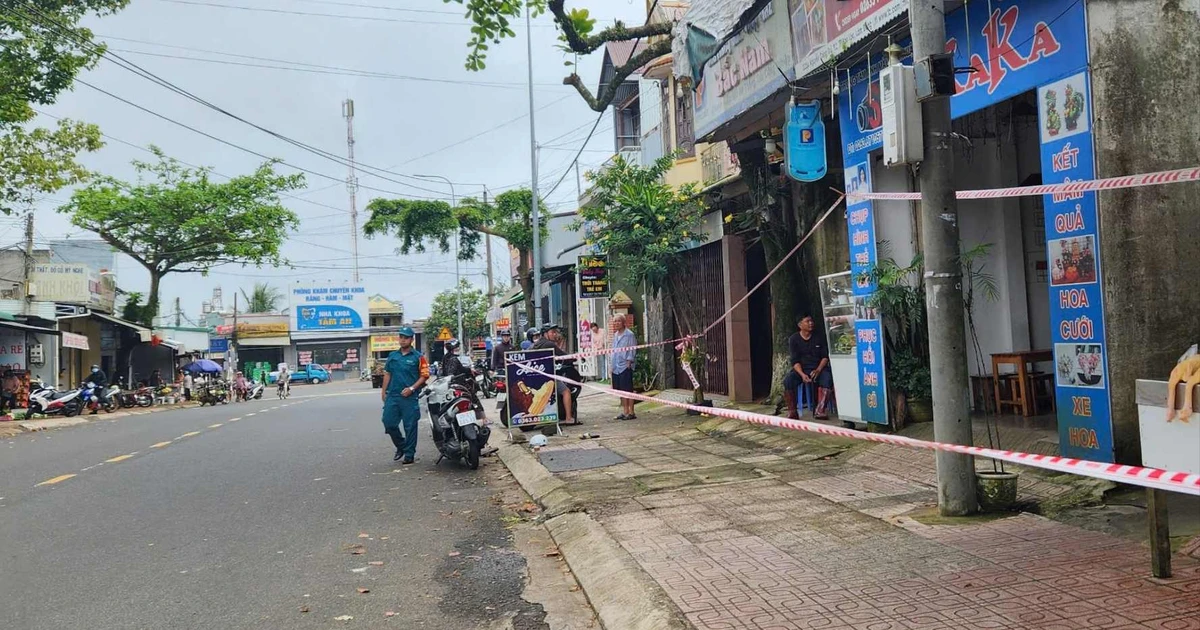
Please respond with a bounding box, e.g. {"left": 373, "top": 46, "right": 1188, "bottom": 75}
{"left": 368, "top": 294, "right": 405, "bottom": 364}
{"left": 288, "top": 282, "right": 369, "bottom": 381}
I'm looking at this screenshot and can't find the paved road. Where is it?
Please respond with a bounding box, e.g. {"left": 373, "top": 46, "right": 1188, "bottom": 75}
{"left": 0, "top": 383, "right": 551, "bottom": 629}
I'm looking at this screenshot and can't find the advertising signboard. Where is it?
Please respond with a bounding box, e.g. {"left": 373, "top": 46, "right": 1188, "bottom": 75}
{"left": 693, "top": 0, "right": 795, "bottom": 139}
{"left": 504, "top": 349, "right": 558, "bottom": 427}
{"left": 792, "top": 0, "right": 907, "bottom": 79}
{"left": 370, "top": 334, "right": 401, "bottom": 353}
{"left": 209, "top": 338, "right": 229, "bottom": 353}
{"left": 30, "top": 264, "right": 116, "bottom": 313}
{"left": 289, "top": 283, "right": 368, "bottom": 332}
{"left": 578, "top": 255, "right": 609, "bottom": 299}
{"left": 0, "top": 330, "right": 26, "bottom": 371}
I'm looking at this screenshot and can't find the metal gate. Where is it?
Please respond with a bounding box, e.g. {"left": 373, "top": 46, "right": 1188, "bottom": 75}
{"left": 672, "top": 240, "right": 728, "bottom": 396}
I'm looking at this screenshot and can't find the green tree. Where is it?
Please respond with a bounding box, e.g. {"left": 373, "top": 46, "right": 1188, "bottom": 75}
{"left": 575, "top": 153, "right": 707, "bottom": 398}
{"left": 241, "top": 282, "right": 284, "bottom": 313}
{"left": 363, "top": 188, "right": 547, "bottom": 322}
{"left": 425, "top": 279, "right": 489, "bottom": 343}
{"left": 1, "top": 0, "right": 129, "bottom": 213}
{"left": 59, "top": 148, "right": 304, "bottom": 320}
{"left": 120, "top": 291, "right": 154, "bottom": 327}
{"left": 447, "top": 0, "right": 673, "bottom": 112}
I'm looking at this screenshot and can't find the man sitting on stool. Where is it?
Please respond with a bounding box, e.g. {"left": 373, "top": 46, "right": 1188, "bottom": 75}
{"left": 783, "top": 315, "right": 831, "bottom": 420}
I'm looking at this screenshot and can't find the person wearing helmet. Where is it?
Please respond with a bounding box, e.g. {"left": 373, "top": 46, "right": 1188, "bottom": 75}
{"left": 381, "top": 326, "right": 429, "bottom": 464}
{"left": 533, "top": 323, "right": 575, "bottom": 424}
{"left": 521, "top": 327, "right": 541, "bottom": 351}
{"left": 85, "top": 364, "right": 108, "bottom": 414}
{"left": 440, "top": 338, "right": 470, "bottom": 377}
{"left": 491, "top": 329, "right": 514, "bottom": 371}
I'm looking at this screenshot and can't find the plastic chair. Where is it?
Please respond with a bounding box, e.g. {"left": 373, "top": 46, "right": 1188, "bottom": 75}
{"left": 797, "top": 383, "right": 815, "bottom": 415}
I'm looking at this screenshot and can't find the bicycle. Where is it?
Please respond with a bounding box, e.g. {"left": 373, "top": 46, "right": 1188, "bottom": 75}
{"left": 276, "top": 379, "right": 290, "bottom": 400}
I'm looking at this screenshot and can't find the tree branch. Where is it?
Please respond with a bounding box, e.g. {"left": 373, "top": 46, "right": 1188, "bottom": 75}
{"left": 548, "top": 0, "right": 672, "bottom": 55}
{"left": 563, "top": 39, "right": 673, "bottom": 112}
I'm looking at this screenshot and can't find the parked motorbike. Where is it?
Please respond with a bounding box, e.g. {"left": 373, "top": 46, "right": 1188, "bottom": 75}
{"left": 360, "top": 369, "right": 370, "bottom": 382}
{"left": 81, "top": 382, "right": 116, "bottom": 414}
{"left": 28, "top": 381, "right": 83, "bottom": 418}
{"left": 248, "top": 381, "right": 265, "bottom": 400}
{"left": 473, "top": 359, "right": 497, "bottom": 399}
{"left": 422, "top": 356, "right": 491, "bottom": 469}
{"left": 105, "top": 383, "right": 124, "bottom": 409}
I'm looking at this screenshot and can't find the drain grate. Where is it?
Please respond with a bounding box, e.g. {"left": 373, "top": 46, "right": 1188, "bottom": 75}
{"left": 539, "top": 447, "right": 628, "bottom": 472}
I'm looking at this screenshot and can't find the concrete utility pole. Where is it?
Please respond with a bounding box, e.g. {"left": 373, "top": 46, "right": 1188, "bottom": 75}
{"left": 22, "top": 211, "right": 34, "bottom": 314}
{"left": 525, "top": 4, "right": 542, "bottom": 327}
{"left": 910, "top": 1, "right": 977, "bottom": 515}
{"left": 343, "top": 99, "right": 361, "bottom": 284}
{"left": 483, "top": 187, "right": 494, "bottom": 300}
{"left": 175, "top": 297, "right": 182, "bottom": 327}
{"left": 232, "top": 291, "right": 239, "bottom": 374}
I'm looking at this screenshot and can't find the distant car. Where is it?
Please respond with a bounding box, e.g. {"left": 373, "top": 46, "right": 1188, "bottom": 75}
{"left": 266, "top": 364, "right": 331, "bottom": 385}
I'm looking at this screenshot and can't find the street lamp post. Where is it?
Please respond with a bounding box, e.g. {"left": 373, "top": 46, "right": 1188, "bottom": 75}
{"left": 414, "top": 174, "right": 462, "bottom": 343}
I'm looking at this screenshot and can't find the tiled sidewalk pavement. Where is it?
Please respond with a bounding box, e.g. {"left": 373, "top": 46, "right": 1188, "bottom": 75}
{"left": 552, "top": 392, "right": 1200, "bottom": 630}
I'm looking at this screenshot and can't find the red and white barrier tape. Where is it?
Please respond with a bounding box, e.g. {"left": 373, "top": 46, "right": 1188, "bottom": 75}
{"left": 559, "top": 194, "right": 846, "bottom": 362}
{"left": 522, "top": 364, "right": 1200, "bottom": 496}
{"left": 847, "top": 166, "right": 1200, "bottom": 202}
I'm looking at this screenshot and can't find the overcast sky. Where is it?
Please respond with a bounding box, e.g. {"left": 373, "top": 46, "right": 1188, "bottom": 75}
{"left": 27, "top": 0, "right": 641, "bottom": 325}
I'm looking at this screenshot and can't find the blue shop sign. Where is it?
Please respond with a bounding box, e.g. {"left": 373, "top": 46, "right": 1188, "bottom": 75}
{"left": 295, "top": 304, "right": 365, "bottom": 331}
{"left": 209, "top": 338, "right": 229, "bottom": 353}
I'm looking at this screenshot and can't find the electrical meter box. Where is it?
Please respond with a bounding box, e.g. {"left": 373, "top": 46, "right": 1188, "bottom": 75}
{"left": 879, "top": 64, "right": 923, "bottom": 166}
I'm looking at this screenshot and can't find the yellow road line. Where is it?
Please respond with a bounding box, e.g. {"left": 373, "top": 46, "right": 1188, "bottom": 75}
{"left": 208, "top": 423, "right": 223, "bottom": 428}
{"left": 150, "top": 441, "right": 172, "bottom": 448}
{"left": 106, "top": 453, "right": 136, "bottom": 463}
{"left": 177, "top": 431, "right": 202, "bottom": 439}
{"left": 36, "top": 474, "right": 77, "bottom": 487}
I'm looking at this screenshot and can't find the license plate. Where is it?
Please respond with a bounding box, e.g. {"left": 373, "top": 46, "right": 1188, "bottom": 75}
{"left": 455, "top": 410, "right": 477, "bottom": 427}
{"left": 497, "top": 393, "right": 507, "bottom": 403}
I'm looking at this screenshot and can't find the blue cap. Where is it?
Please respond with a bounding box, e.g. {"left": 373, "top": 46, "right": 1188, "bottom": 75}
{"left": 397, "top": 326, "right": 415, "bottom": 337}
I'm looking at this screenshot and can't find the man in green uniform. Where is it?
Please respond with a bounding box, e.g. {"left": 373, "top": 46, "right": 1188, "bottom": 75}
{"left": 380, "top": 326, "right": 429, "bottom": 463}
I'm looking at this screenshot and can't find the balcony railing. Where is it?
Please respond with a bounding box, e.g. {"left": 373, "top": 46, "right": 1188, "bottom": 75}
{"left": 701, "top": 141, "right": 740, "bottom": 186}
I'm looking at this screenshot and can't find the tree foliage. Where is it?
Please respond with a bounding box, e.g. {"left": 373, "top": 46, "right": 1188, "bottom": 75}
{"left": 574, "top": 153, "right": 706, "bottom": 295}
{"left": 120, "top": 291, "right": 154, "bottom": 327}
{"left": 446, "top": 0, "right": 673, "bottom": 111}
{"left": 425, "top": 279, "right": 489, "bottom": 342}
{"left": 59, "top": 148, "right": 304, "bottom": 320}
{"left": 1, "top": 0, "right": 129, "bottom": 213}
{"left": 241, "top": 282, "right": 284, "bottom": 313}
{"left": 363, "top": 188, "right": 547, "bottom": 321}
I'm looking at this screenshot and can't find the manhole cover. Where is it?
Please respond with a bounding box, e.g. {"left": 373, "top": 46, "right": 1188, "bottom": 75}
{"left": 540, "top": 447, "right": 627, "bottom": 472}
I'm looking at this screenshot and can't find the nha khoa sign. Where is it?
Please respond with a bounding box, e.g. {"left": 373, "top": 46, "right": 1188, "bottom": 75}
{"left": 30, "top": 264, "right": 116, "bottom": 313}
{"left": 693, "top": 0, "right": 795, "bottom": 139}
{"left": 289, "top": 283, "right": 368, "bottom": 332}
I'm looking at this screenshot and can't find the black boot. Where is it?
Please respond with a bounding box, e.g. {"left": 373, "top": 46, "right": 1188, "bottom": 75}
{"left": 783, "top": 390, "right": 799, "bottom": 420}
{"left": 386, "top": 430, "right": 405, "bottom": 460}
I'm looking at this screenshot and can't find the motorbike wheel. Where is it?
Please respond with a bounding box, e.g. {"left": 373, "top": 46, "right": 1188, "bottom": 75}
{"left": 103, "top": 401, "right": 116, "bottom": 413}
{"left": 64, "top": 401, "right": 80, "bottom": 417}
{"left": 138, "top": 397, "right": 153, "bottom": 408}
{"left": 467, "top": 440, "right": 481, "bottom": 470}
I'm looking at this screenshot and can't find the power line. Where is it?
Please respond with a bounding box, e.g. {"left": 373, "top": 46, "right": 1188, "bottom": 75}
{"left": 15, "top": 1, "right": 454, "bottom": 198}
{"left": 153, "top": 0, "right": 558, "bottom": 27}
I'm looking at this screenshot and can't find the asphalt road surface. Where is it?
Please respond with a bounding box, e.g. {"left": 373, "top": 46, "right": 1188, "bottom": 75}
{"left": 0, "top": 383, "right": 552, "bottom": 629}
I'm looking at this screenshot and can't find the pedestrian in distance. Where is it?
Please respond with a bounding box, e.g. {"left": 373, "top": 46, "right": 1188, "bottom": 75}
{"left": 380, "top": 326, "right": 429, "bottom": 464}
{"left": 610, "top": 315, "right": 637, "bottom": 420}
{"left": 491, "top": 329, "right": 514, "bottom": 372}
{"left": 783, "top": 315, "right": 832, "bottom": 420}
{"left": 589, "top": 321, "right": 608, "bottom": 380}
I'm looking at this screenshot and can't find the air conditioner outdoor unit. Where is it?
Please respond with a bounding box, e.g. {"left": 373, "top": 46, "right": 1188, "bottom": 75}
{"left": 880, "top": 64, "right": 923, "bottom": 167}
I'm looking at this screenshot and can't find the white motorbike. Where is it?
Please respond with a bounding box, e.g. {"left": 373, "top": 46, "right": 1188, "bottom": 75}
{"left": 28, "top": 381, "right": 84, "bottom": 418}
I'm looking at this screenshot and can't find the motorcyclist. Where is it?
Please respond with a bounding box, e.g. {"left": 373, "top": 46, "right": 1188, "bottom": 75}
{"left": 533, "top": 323, "right": 577, "bottom": 425}
{"left": 440, "top": 339, "right": 470, "bottom": 378}
{"left": 277, "top": 363, "right": 291, "bottom": 398}
{"left": 490, "top": 329, "right": 514, "bottom": 372}
{"left": 85, "top": 364, "right": 108, "bottom": 414}
{"left": 521, "top": 327, "right": 541, "bottom": 350}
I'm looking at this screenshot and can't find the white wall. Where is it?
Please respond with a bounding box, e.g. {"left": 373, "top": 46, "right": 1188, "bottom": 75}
{"left": 954, "top": 130, "right": 1031, "bottom": 377}
{"left": 1015, "top": 116, "right": 1052, "bottom": 352}
{"left": 872, "top": 158, "right": 918, "bottom": 266}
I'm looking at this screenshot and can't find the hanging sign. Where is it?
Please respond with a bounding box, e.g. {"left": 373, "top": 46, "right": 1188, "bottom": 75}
{"left": 61, "top": 332, "right": 90, "bottom": 350}
{"left": 578, "top": 255, "right": 610, "bottom": 299}
{"left": 785, "top": 99, "right": 827, "bottom": 182}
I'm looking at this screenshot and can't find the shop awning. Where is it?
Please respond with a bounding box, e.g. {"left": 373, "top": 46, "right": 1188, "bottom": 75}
{"left": 0, "top": 319, "right": 61, "bottom": 336}
{"left": 90, "top": 311, "right": 150, "bottom": 333}
{"left": 497, "top": 287, "right": 524, "bottom": 309}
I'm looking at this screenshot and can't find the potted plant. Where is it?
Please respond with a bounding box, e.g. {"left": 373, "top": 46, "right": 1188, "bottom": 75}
{"left": 869, "top": 254, "right": 931, "bottom": 427}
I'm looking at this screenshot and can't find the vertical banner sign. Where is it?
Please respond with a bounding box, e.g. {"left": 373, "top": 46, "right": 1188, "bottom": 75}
{"left": 578, "top": 255, "right": 609, "bottom": 299}
{"left": 576, "top": 299, "right": 597, "bottom": 378}
{"left": 504, "top": 349, "right": 559, "bottom": 427}
{"left": 1038, "top": 71, "right": 1113, "bottom": 462}
{"left": 839, "top": 52, "right": 889, "bottom": 425}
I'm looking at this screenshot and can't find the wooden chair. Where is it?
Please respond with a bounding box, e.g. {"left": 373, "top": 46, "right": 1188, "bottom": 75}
{"left": 1029, "top": 372, "right": 1056, "bottom": 414}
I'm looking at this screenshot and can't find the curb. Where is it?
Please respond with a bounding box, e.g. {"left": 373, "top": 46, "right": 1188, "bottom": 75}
{"left": 496, "top": 442, "right": 691, "bottom": 630}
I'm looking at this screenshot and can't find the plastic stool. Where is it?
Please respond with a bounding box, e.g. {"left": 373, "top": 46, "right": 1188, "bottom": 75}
{"left": 797, "top": 383, "right": 815, "bottom": 415}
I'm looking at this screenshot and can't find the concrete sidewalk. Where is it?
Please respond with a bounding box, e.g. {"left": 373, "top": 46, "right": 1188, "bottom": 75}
{"left": 501, "top": 390, "right": 1200, "bottom": 630}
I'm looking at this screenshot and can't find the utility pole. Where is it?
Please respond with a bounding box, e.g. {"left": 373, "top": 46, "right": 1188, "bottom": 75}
{"left": 575, "top": 162, "right": 583, "bottom": 202}
{"left": 343, "top": 98, "right": 361, "bottom": 284}
{"left": 175, "top": 297, "right": 181, "bottom": 327}
{"left": 910, "top": 1, "right": 977, "bottom": 516}
{"left": 483, "top": 187, "right": 494, "bottom": 300}
{"left": 22, "top": 211, "right": 34, "bottom": 314}
{"left": 525, "top": 4, "right": 542, "bottom": 327}
{"left": 232, "top": 291, "right": 239, "bottom": 374}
